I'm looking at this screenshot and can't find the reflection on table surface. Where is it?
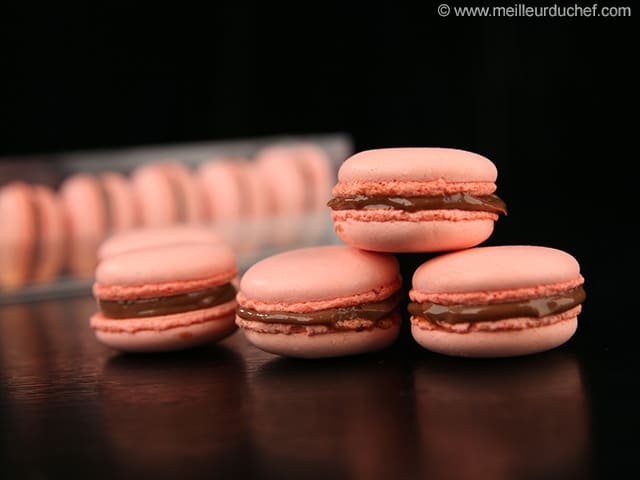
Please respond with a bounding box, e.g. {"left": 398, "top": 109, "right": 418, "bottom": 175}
{"left": 0, "top": 296, "right": 593, "bottom": 479}
{"left": 413, "top": 353, "right": 590, "bottom": 480}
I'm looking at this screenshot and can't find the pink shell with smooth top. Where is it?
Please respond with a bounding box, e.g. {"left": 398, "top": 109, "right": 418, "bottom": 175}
{"left": 412, "top": 245, "right": 582, "bottom": 295}
{"left": 94, "top": 243, "right": 237, "bottom": 292}
{"left": 239, "top": 245, "right": 400, "bottom": 307}
{"left": 337, "top": 147, "right": 497, "bottom": 182}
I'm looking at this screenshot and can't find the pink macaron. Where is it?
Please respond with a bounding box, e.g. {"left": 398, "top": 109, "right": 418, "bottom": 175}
{"left": 97, "top": 224, "right": 225, "bottom": 261}
{"left": 30, "top": 184, "right": 67, "bottom": 284}
{"left": 291, "top": 142, "right": 335, "bottom": 211}
{"left": 235, "top": 245, "right": 403, "bottom": 358}
{"left": 91, "top": 243, "right": 239, "bottom": 352}
{"left": 99, "top": 171, "right": 140, "bottom": 232}
{"left": 328, "top": 148, "right": 507, "bottom": 252}
{"left": 234, "top": 160, "right": 272, "bottom": 220}
{"left": 0, "top": 182, "right": 67, "bottom": 290}
{"left": 59, "top": 173, "right": 110, "bottom": 277}
{"left": 197, "top": 158, "right": 256, "bottom": 250}
{"left": 1, "top": 182, "right": 37, "bottom": 290}
{"left": 232, "top": 160, "right": 275, "bottom": 254}
{"left": 131, "top": 161, "right": 206, "bottom": 227}
{"left": 408, "top": 245, "right": 586, "bottom": 358}
{"left": 160, "top": 161, "right": 208, "bottom": 224}
{"left": 254, "top": 145, "right": 309, "bottom": 216}
{"left": 253, "top": 145, "right": 311, "bottom": 247}
{"left": 197, "top": 158, "right": 248, "bottom": 222}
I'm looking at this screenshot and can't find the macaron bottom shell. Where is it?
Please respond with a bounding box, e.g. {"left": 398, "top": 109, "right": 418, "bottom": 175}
{"left": 411, "top": 316, "right": 578, "bottom": 358}
{"left": 332, "top": 217, "right": 495, "bottom": 253}
{"left": 91, "top": 307, "right": 237, "bottom": 353}
{"left": 240, "top": 315, "right": 402, "bottom": 359}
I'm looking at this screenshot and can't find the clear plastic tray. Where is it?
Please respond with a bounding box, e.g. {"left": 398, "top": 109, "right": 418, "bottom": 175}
{"left": 0, "top": 132, "right": 353, "bottom": 304}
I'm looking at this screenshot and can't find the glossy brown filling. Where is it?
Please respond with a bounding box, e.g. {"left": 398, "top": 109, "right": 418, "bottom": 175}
{"left": 236, "top": 290, "right": 403, "bottom": 325}
{"left": 99, "top": 283, "right": 237, "bottom": 319}
{"left": 408, "top": 286, "right": 586, "bottom": 324}
{"left": 327, "top": 192, "right": 507, "bottom": 215}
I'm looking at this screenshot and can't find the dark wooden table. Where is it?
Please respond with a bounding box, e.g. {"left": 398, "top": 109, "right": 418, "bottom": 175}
{"left": 0, "top": 275, "right": 636, "bottom": 479}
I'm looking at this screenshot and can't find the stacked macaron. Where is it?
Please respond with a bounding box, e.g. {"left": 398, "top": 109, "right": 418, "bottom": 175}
{"left": 327, "top": 148, "right": 506, "bottom": 252}
{"left": 235, "top": 147, "right": 586, "bottom": 359}
{"left": 1, "top": 140, "right": 336, "bottom": 292}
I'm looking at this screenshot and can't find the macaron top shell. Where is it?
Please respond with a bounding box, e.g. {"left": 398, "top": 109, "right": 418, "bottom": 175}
{"left": 95, "top": 243, "right": 237, "bottom": 293}
{"left": 239, "top": 245, "right": 400, "bottom": 305}
{"left": 337, "top": 148, "right": 497, "bottom": 183}
{"left": 98, "top": 225, "right": 224, "bottom": 260}
{"left": 412, "top": 246, "right": 582, "bottom": 294}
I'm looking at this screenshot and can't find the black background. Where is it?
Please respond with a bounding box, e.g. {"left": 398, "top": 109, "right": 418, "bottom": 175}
{"left": 2, "top": 3, "right": 636, "bottom": 341}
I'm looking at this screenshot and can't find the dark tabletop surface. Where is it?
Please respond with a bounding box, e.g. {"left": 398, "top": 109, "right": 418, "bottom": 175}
{"left": 1, "top": 251, "right": 637, "bottom": 480}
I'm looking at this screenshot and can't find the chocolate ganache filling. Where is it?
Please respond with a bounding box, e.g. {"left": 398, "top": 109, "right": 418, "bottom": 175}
{"left": 408, "top": 286, "right": 586, "bottom": 325}
{"left": 327, "top": 192, "right": 507, "bottom": 215}
{"left": 99, "top": 283, "right": 237, "bottom": 319}
{"left": 237, "top": 290, "right": 403, "bottom": 325}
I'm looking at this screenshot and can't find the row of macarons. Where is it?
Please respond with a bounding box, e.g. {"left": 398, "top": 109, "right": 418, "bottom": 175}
{"left": 0, "top": 141, "right": 334, "bottom": 292}
{"left": 89, "top": 226, "right": 585, "bottom": 358}
{"left": 89, "top": 144, "right": 586, "bottom": 359}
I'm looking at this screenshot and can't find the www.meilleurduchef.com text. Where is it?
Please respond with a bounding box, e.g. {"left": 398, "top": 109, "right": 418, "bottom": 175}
{"left": 437, "top": 3, "right": 631, "bottom": 17}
